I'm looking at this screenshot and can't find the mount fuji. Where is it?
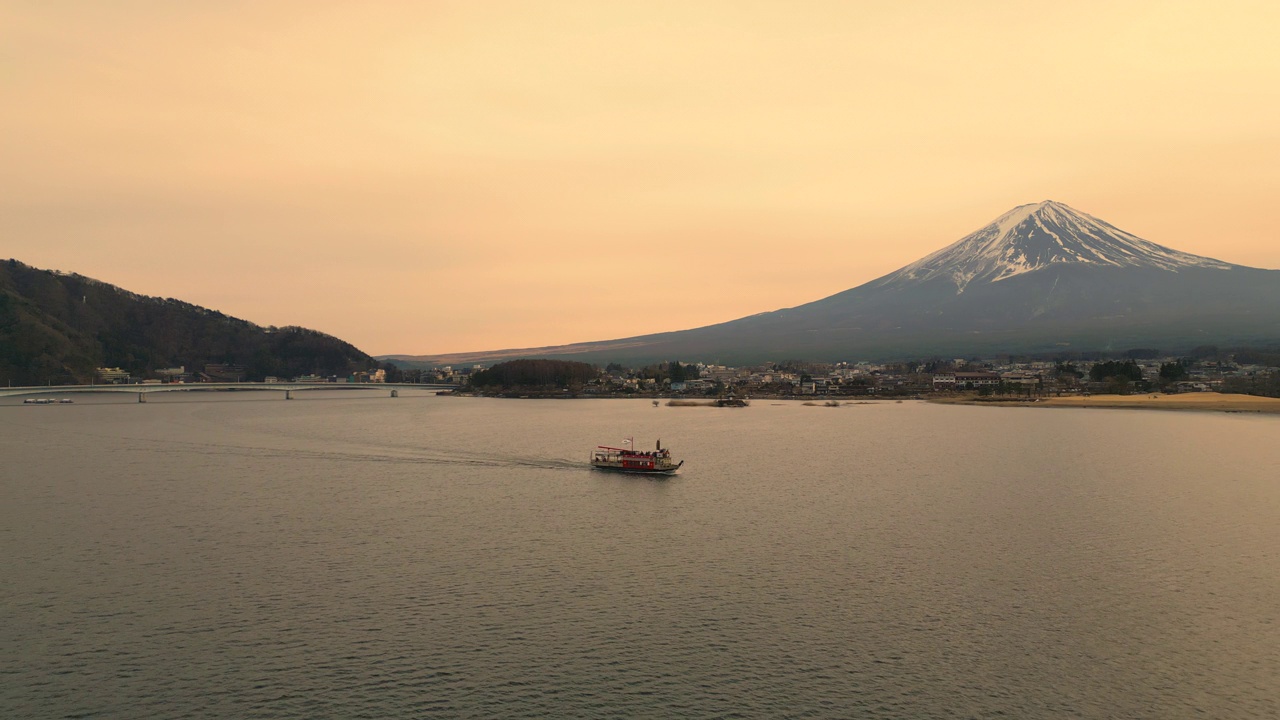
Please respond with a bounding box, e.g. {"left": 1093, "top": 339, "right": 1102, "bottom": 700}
{"left": 394, "top": 201, "right": 1280, "bottom": 365}
{"left": 878, "top": 200, "right": 1233, "bottom": 292}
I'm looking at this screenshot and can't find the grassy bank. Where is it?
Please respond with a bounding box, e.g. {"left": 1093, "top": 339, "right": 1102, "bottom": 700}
{"left": 931, "top": 393, "right": 1280, "bottom": 414}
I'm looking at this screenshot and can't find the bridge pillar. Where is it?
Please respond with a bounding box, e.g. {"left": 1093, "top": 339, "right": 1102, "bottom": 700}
{"left": 138, "top": 392, "right": 146, "bottom": 403}
{"left": 391, "top": 389, "right": 399, "bottom": 398}
{"left": 285, "top": 390, "right": 292, "bottom": 400}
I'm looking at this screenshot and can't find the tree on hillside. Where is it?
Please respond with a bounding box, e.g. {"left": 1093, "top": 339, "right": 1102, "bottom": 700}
{"left": 1055, "top": 362, "right": 1084, "bottom": 379}
{"left": 1, "top": 260, "right": 377, "bottom": 385}
{"left": 1158, "top": 361, "right": 1188, "bottom": 385}
{"left": 667, "top": 361, "right": 700, "bottom": 383}
{"left": 1089, "top": 359, "right": 1148, "bottom": 394}
{"left": 1089, "top": 360, "right": 1143, "bottom": 383}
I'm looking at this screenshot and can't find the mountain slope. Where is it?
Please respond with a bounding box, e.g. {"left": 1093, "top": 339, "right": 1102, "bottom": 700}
{"left": 1, "top": 259, "right": 378, "bottom": 385}
{"left": 389, "top": 201, "right": 1280, "bottom": 366}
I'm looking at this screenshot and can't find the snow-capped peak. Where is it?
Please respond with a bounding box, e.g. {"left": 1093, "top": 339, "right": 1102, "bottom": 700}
{"left": 877, "top": 200, "right": 1233, "bottom": 294}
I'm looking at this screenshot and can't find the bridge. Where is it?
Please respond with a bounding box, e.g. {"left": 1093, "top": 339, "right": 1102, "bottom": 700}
{"left": 0, "top": 382, "right": 453, "bottom": 402}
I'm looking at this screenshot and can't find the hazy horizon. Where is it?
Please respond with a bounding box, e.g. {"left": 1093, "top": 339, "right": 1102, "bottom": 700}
{"left": 6, "top": 2, "right": 1279, "bottom": 355}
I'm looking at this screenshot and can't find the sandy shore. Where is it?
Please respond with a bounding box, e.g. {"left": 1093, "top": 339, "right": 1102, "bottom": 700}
{"left": 933, "top": 392, "right": 1280, "bottom": 414}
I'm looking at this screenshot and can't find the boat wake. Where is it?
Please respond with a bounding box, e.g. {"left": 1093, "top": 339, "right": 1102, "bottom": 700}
{"left": 176, "top": 439, "right": 588, "bottom": 473}
{"left": 12, "top": 416, "right": 585, "bottom": 472}
{"left": 163, "top": 441, "right": 586, "bottom": 472}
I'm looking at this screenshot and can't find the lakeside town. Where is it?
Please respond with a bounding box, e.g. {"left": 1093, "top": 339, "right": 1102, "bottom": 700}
{"left": 79, "top": 350, "right": 1280, "bottom": 401}
{"left": 417, "top": 352, "right": 1280, "bottom": 399}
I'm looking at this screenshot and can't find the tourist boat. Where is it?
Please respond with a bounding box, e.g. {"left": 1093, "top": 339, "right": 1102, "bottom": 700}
{"left": 591, "top": 438, "right": 684, "bottom": 475}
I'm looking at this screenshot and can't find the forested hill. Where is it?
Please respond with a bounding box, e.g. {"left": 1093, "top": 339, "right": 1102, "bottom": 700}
{"left": 1, "top": 259, "right": 379, "bottom": 385}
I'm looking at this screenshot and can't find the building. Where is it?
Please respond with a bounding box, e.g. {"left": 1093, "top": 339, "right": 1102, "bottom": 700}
{"left": 702, "top": 366, "right": 738, "bottom": 382}
{"left": 1000, "top": 372, "right": 1041, "bottom": 388}
{"left": 204, "top": 364, "right": 246, "bottom": 382}
{"left": 954, "top": 371, "right": 1000, "bottom": 389}
{"left": 96, "top": 367, "right": 130, "bottom": 383}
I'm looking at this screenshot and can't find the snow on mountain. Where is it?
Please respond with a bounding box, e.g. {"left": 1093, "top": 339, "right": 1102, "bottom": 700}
{"left": 877, "top": 200, "right": 1234, "bottom": 294}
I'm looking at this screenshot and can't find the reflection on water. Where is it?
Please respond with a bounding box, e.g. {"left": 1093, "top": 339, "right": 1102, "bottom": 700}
{"left": 3, "top": 394, "right": 1279, "bottom": 718}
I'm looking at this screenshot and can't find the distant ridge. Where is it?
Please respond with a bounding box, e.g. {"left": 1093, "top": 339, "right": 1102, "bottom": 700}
{"left": 1, "top": 259, "right": 380, "bottom": 385}
{"left": 386, "top": 202, "right": 1280, "bottom": 366}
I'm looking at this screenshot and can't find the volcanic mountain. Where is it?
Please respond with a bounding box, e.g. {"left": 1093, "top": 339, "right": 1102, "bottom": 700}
{"left": 879, "top": 200, "right": 1233, "bottom": 291}
{"left": 392, "top": 201, "right": 1280, "bottom": 365}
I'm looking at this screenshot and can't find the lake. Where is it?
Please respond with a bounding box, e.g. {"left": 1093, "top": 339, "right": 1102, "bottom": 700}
{"left": 3, "top": 391, "right": 1278, "bottom": 718}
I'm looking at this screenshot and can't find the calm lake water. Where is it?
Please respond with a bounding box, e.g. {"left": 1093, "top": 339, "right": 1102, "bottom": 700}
{"left": 3, "top": 391, "right": 1279, "bottom": 718}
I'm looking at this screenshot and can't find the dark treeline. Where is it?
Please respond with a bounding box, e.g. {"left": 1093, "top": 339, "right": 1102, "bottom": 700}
{"left": 1, "top": 259, "right": 380, "bottom": 385}
{"left": 468, "top": 359, "right": 599, "bottom": 389}
{"left": 1158, "top": 361, "right": 1188, "bottom": 382}
{"left": 1088, "top": 360, "right": 1144, "bottom": 383}
{"left": 1223, "top": 374, "right": 1280, "bottom": 397}
{"left": 1225, "top": 347, "right": 1280, "bottom": 366}
{"left": 635, "top": 360, "right": 700, "bottom": 382}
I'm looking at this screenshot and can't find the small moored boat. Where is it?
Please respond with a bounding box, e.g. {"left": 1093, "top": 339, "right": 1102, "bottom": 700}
{"left": 591, "top": 438, "right": 683, "bottom": 475}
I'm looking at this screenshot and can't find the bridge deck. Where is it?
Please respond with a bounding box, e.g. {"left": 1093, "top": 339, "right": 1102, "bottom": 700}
{"left": 0, "top": 383, "right": 451, "bottom": 398}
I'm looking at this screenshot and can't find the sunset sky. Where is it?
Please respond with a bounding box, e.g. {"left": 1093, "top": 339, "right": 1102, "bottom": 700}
{"left": 5, "top": 1, "right": 1279, "bottom": 355}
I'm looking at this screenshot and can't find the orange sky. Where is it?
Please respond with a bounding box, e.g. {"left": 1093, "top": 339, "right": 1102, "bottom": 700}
{"left": 4, "top": 1, "right": 1278, "bottom": 355}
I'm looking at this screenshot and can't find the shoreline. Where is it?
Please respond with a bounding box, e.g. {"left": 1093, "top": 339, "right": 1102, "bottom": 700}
{"left": 930, "top": 392, "right": 1280, "bottom": 414}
